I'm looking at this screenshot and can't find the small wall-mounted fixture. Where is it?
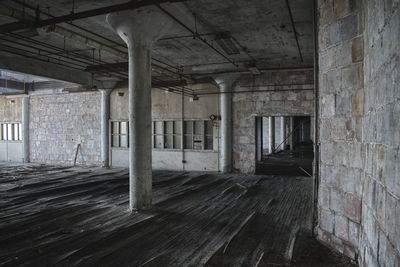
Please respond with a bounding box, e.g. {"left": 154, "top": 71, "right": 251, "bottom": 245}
{"left": 118, "top": 92, "right": 124, "bottom": 97}
{"left": 210, "top": 114, "right": 221, "bottom": 121}
{"left": 189, "top": 95, "right": 199, "bottom": 102}
{"left": 10, "top": 100, "right": 15, "bottom": 103}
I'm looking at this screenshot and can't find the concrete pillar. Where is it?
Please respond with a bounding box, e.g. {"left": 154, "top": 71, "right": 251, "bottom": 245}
{"left": 289, "top": 116, "right": 294, "bottom": 152}
{"left": 100, "top": 89, "right": 112, "bottom": 168}
{"left": 22, "top": 96, "right": 29, "bottom": 163}
{"left": 256, "top": 117, "right": 263, "bottom": 162}
{"left": 214, "top": 75, "right": 239, "bottom": 173}
{"left": 269, "top": 116, "right": 275, "bottom": 154}
{"left": 107, "top": 7, "right": 172, "bottom": 211}
{"left": 280, "top": 116, "right": 285, "bottom": 151}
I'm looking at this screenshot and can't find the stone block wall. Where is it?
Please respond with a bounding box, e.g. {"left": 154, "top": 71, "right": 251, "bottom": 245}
{"left": 30, "top": 92, "right": 101, "bottom": 166}
{"left": 317, "top": 0, "right": 400, "bottom": 265}
{"left": 0, "top": 96, "right": 21, "bottom": 122}
{"left": 232, "top": 70, "right": 314, "bottom": 173}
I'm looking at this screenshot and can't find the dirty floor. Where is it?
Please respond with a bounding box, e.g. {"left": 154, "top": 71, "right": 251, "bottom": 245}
{"left": 0, "top": 163, "right": 355, "bottom": 266}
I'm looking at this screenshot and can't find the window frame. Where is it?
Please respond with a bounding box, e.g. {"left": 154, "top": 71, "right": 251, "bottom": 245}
{"left": 0, "top": 122, "right": 22, "bottom": 142}
{"left": 110, "top": 120, "right": 129, "bottom": 149}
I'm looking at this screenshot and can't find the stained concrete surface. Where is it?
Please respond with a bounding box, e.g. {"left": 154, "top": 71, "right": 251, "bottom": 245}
{"left": 0, "top": 163, "right": 355, "bottom": 266}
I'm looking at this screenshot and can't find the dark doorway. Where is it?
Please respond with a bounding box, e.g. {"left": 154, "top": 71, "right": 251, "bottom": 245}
{"left": 255, "top": 116, "right": 313, "bottom": 176}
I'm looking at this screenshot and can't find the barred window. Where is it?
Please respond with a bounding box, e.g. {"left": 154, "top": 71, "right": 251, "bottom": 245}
{"left": 111, "top": 121, "right": 129, "bottom": 148}
{"left": 110, "top": 120, "right": 214, "bottom": 151}
{"left": 0, "top": 123, "right": 22, "bottom": 141}
{"left": 153, "top": 121, "right": 182, "bottom": 149}
{"left": 152, "top": 120, "right": 214, "bottom": 151}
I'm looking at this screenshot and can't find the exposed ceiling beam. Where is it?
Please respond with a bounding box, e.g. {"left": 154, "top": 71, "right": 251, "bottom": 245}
{"left": 0, "top": 51, "right": 93, "bottom": 86}
{"left": 0, "top": 78, "right": 31, "bottom": 91}
{"left": 152, "top": 80, "right": 187, "bottom": 88}
{"left": 0, "top": 0, "right": 186, "bottom": 33}
{"left": 0, "top": 78, "right": 80, "bottom": 92}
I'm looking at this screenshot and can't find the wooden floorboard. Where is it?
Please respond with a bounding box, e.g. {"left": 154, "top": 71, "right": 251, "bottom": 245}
{"left": 0, "top": 163, "right": 356, "bottom": 266}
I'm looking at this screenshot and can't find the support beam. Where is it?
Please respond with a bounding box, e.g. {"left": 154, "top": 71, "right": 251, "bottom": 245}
{"left": 100, "top": 89, "right": 113, "bottom": 168}
{"left": 269, "top": 116, "right": 275, "bottom": 154}
{"left": 0, "top": 51, "right": 93, "bottom": 86}
{"left": 22, "top": 96, "right": 29, "bottom": 163}
{"left": 107, "top": 7, "right": 172, "bottom": 211}
{"left": 214, "top": 74, "right": 239, "bottom": 173}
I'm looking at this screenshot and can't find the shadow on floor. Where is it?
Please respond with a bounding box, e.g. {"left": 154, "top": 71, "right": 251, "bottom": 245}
{"left": 256, "top": 144, "right": 314, "bottom": 176}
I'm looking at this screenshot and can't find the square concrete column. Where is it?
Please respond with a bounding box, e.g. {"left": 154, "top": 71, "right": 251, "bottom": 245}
{"left": 214, "top": 75, "right": 239, "bottom": 173}
{"left": 107, "top": 7, "right": 172, "bottom": 211}
{"left": 269, "top": 116, "right": 275, "bottom": 154}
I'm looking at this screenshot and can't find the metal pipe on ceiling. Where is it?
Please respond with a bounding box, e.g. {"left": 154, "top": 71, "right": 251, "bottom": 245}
{"left": 0, "top": 46, "right": 86, "bottom": 72}
{"left": 0, "top": 0, "right": 186, "bottom": 32}
{"left": 195, "top": 87, "right": 313, "bottom": 96}
{"left": 156, "top": 4, "right": 239, "bottom": 68}
{"left": 7, "top": 0, "right": 185, "bottom": 74}
{"left": 285, "top": 0, "right": 303, "bottom": 62}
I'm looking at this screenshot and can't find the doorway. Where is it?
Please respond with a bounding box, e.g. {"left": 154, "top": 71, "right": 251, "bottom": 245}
{"left": 255, "top": 116, "right": 313, "bottom": 176}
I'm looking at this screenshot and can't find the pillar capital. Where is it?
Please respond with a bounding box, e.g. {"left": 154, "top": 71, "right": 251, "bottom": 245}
{"left": 99, "top": 88, "right": 113, "bottom": 96}
{"left": 107, "top": 6, "right": 172, "bottom": 47}
{"left": 99, "top": 80, "right": 118, "bottom": 92}
{"left": 213, "top": 74, "right": 241, "bottom": 92}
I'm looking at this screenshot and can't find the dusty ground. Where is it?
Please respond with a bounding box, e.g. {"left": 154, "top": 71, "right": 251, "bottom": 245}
{"left": 0, "top": 163, "right": 356, "bottom": 266}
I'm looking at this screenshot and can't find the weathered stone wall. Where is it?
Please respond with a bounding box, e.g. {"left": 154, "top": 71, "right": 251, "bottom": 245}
{"left": 317, "top": 0, "right": 400, "bottom": 265}
{"left": 232, "top": 70, "right": 314, "bottom": 173}
{"left": 0, "top": 96, "right": 21, "bottom": 122}
{"left": 30, "top": 92, "right": 101, "bottom": 166}
{"left": 361, "top": 0, "right": 400, "bottom": 266}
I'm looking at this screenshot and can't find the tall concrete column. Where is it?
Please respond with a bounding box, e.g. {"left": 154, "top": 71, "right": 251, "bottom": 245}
{"left": 214, "top": 75, "right": 239, "bottom": 173}
{"left": 107, "top": 7, "right": 172, "bottom": 211}
{"left": 289, "top": 116, "right": 294, "bottom": 152}
{"left": 100, "top": 89, "right": 112, "bottom": 168}
{"left": 22, "top": 96, "right": 29, "bottom": 163}
{"left": 280, "top": 116, "right": 285, "bottom": 151}
{"left": 268, "top": 116, "right": 275, "bottom": 154}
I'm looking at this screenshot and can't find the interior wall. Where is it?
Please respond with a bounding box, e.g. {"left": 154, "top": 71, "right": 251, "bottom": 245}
{"left": 317, "top": 0, "right": 400, "bottom": 265}
{"left": 0, "top": 96, "right": 23, "bottom": 162}
{"left": 0, "top": 96, "right": 21, "bottom": 122}
{"left": 29, "top": 92, "right": 101, "bottom": 166}
{"left": 232, "top": 70, "right": 314, "bottom": 173}
{"left": 110, "top": 84, "right": 220, "bottom": 171}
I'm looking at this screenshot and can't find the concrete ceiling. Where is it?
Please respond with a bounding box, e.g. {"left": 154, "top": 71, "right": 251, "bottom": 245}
{"left": 0, "top": 0, "right": 314, "bottom": 89}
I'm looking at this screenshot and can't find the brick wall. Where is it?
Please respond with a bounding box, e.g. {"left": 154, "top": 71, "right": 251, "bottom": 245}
{"left": 232, "top": 70, "right": 314, "bottom": 173}
{"left": 317, "top": 0, "right": 400, "bottom": 265}
{"left": 30, "top": 92, "right": 101, "bottom": 166}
